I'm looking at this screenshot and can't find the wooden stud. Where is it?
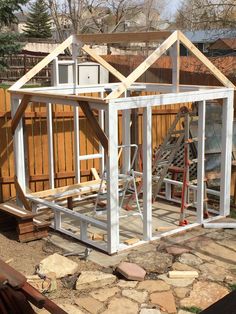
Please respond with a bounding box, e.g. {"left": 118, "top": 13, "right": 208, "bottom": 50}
{"left": 14, "top": 176, "right": 32, "bottom": 212}
{"left": 11, "top": 95, "right": 31, "bottom": 135}
{"left": 220, "top": 94, "right": 234, "bottom": 216}
{"left": 197, "top": 101, "right": 205, "bottom": 223}
{"left": 79, "top": 101, "right": 109, "bottom": 154}
{"left": 76, "top": 31, "right": 172, "bottom": 44}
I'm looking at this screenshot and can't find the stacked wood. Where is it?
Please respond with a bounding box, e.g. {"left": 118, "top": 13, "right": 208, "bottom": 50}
{"left": 0, "top": 202, "right": 50, "bottom": 242}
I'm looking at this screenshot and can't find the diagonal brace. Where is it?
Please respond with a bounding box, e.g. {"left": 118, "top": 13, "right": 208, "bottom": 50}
{"left": 82, "top": 45, "right": 126, "bottom": 82}
{"left": 11, "top": 95, "right": 31, "bottom": 135}
{"left": 79, "top": 101, "right": 109, "bottom": 154}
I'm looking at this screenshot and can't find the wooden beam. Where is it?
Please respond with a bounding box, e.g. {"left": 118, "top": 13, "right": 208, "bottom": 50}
{"left": 82, "top": 45, "right": 126, "bottom": 82}
{"left": 79, "top": 101, "right": 109, "bottom": 154}
{"left": 106, "top": 31, "right": 178, "bottom": 100}
{"left": 9, "top": 36, "right": 73, "bottom": 91}
{"left": 178, "top": 31, "right": 235, "bottom": 89}
{"left": 9, "top": 90, "right": 107, "bottom": 104}
{"left": 11, "top": 95, "right": 31, "bottom": 135}
{"left": 14, "top": 176, "right": 32, "bottom": 212}
{"left": 76, "top": 31, "right": 172, "bottom": 44}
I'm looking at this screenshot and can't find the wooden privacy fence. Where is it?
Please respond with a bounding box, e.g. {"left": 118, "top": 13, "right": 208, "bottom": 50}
{"left": 0, "top": 88, "right": 190, "bottom": 202}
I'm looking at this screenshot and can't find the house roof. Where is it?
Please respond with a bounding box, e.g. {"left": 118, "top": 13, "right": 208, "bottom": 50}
{"left": 209, "top": 38, "right": 236, "bottom": 50}
{"left": 184, "top": 29, "right": 236, "bottom": 43}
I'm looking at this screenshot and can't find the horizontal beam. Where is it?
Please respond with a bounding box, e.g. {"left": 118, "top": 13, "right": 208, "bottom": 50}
{"left": 110, "top": 88, "right": 234, "bottom": 110}
{"left": 76, "top": 31, "right": 172, "bottom": 44}
{"left": 9, "top": 90, "right": 106, "bottom": 104}
{"left": 27, "top": 195, "right": 107, "bottom": 230}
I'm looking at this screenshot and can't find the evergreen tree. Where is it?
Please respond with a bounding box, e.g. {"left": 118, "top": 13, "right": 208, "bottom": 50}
{"left": 24, "top": 0, "right": 52, "bottom": 38}
{"left": 0, "top": 0, "right": 28, "bottom": 69}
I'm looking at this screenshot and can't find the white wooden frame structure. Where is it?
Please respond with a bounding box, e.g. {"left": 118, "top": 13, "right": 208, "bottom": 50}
{"left": 9, "top": 31, "right": 235, "bottom": 254}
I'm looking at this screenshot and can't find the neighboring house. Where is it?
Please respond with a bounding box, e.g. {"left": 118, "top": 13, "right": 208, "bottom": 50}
{"left": 181, "top": 29, "right": 236, "bottom": 56}
{"left": 208, "top": 38, "right": 236, "bottom": 56}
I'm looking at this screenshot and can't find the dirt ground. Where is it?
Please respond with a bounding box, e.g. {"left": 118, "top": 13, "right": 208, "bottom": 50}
{"left": 1, "top": 222, "right": 236, "bottom": 314}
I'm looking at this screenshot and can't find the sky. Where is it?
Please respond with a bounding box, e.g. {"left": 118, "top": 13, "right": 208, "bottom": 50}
{"left": 164, "top": 0, "right": 181, "bottom": 17}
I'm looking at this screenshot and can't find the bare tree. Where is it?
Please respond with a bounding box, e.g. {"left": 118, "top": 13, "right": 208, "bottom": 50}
{"left": 175, "top": 0, "right": 236, "bottom": 30}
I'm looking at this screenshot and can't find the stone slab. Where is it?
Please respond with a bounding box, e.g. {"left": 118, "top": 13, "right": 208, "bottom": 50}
{"left": 180, "top": 281, "right": 229, "bottom": 310}
{"left": 150, "top": 291, "right": 177, "bottom": 313}
{"left": 116, "top": 262, "right": 146, "bottom": 281}
{"left": 158, "top": 274, "right": 195, "bottom": 288}
{"left": 122, "top": 289, "right": 148, "bottom": 303}
{"left": 76, "top": 271, "right": 116, "bottom": 291}
{"left": 138, "top": 280, "right": 170, "bottom": 293}
{"left": 116, "top": 280, "right": 138, "bottom": 288}
{"left": 75, "top": 296, "right": 103, "bottom": 314}
{"left": 102, "top": 297, "right": 139, "bottom": 314}
{"left": 127, "top": 251, "right": 173, "bottom": 274}
{"left": 38, "top": 253, "right": 78, "bottom": 279}
{"left": 177, "top": 253, "right": 203, "bottom": 267}
{"left": 90, "top": 287, "right": 120, "bottom": 302}
{"left": 140, "top": 309, "right": 161, "bottom": 314}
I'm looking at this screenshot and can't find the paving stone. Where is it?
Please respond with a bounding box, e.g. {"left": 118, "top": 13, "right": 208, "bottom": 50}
{"left": 90, "top": 287, "right": 120, "bottom": 302}
{"left": 116, "top": 279, "right": 138, "bottom": 288}
{"left": 57, "top": 304, "right": 84, "bottom": 314}
{"left": 116, "top": 262, "right": 146, "bottom": 281}
{"left": 217, "top": 238, "right": 236, "bottom": 251}
{"left": 38, "top": 253, "right": 78, "bottom": 279}
{"left": 76, "top": 271, "right": 116, "bottom": 291}
{"left": 194, "top": 242, "right": 236, "bottom": 269}
{"left": 174, "top": 287, "right": 189, "bottom": 299}
{"left": 140, "top": 309, "right": 162, "bottom": 314}
{"left": 138, "top": 280, "right": 170, "bottom": 293}
{"left": 150, "top": 291, "right": 177, "bottom": 313}
{"left": 127, "top": 251, "right": 173, "bottom": 274}
{"left": 166, "top": 246, "right": 190, "bottom": 255}
{"left": 75, "top": 296, "right": 103, "bottom": 314}
{"left": 102, "top": 297, "right": 139, "bottom": 314}
{"left": 198, "top": 262, "right": 229, "bottom": 281}
{"left": 172, "top": 262, "right": 197, "bottom": 272}
{"left": 158, "top": 274, "right": 195, "bottom": 287}
{"left": 224, "top": 229, "right": 236, "bottom": 236}
{"left": 177, "top": 253, "right": 203, "bottom": 268}
{"left": 205, "top": 231, "right": 232, "bottom": 240}
{"left": 180, "top": 281, "right": 229, "bottom": 310}
{"left": 122, "top": 289, "right": 148, "bottom": 303}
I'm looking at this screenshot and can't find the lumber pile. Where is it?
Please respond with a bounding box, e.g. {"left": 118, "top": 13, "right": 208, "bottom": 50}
{"left": 0, "top": 202, "right": 50, "bottom": 242}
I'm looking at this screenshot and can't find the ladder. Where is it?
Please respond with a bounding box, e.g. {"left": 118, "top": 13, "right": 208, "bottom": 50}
{"left": 126, "top": 105, "right": 209, "bottom": 225}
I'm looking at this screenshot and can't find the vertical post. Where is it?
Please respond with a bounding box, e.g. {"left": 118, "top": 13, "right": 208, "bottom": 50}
{"left": 197, "top": 101, "right": 205, "bottom": 223}
{"left": 72, "top": 38, "right": 80, "bottom": 183}
{"left": 170, "top": 40, "right": 180, "bottom": 93}
{"left": 47, "top": 103, "right": 55, "bottom": 189}
{"left": 220, "top": 93, "right": 234, "bottom": 216}
{"left": 122, "top": 109, "right": 131, "bottom": 173}
{"left": 143, "top": 106, "right": 152, "bottom": 240}
{"left": 11, "top": 97, "right": 27, "bottom": 199}
{"left": 99, "top": 107, "right": 105, "bottom": 175}
{"left": 52, "top": 57, "right": 59, "bottom": 86}
{"left": 107, "top": 106, "right": 119, "bottom": 254}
